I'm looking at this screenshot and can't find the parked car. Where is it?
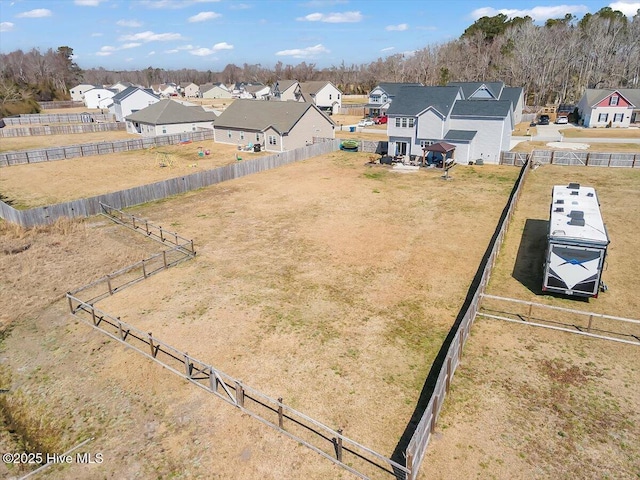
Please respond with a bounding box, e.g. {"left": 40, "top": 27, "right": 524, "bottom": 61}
{"left": 538, "top": 114, "right": 550, "bottom": 125}
{"left": 555, "top": 116, "right": 569, "bottom": 124}
{"left": 358, "top": 118, "right": 375, "bottom": 127}
{"left": 374, "top": 115, "right": 388, "bottom": 124}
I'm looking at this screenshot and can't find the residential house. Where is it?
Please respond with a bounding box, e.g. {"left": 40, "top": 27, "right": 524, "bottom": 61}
{"left": 125, "top": 99, "right": 216, "bottom": 137}
{"left": 109, "top": 86, "right": 160, "bottom": 122}
{"left": 387, "top": 85, "right": 515, "bottom": 165}
{"left": 83, "top": 87, "right": 117, "bottom": 109}
{"left": 366, "top": 82, "right": 422, "bottom": 117}
{"left": 448, "top": 81, "right": 524, "bottom": 124}
{"left": 108, "top": 81, "right": 134, "bottom": 93}
{"left": 69, "top": 84, "right": 97, "bottom": 102}
{"left": 577, "top": 89, "right": 639, "bottom": 127}
{"left": 180, "top": 82, "right": 199, "bottom": 98}
{"left": 242, "top": 84, "right": 271, "bottom": 100}
{"left": 299, "top": 81, "right": 342, "bottom": 114}
{"left": 271, "top": 80, "right": 302, "bottom": 102}
{"left": 200, "top": 83, "right": 232, "bottom": 99}
{"left": 213, "top": 99, "right": 334, "bottom": 152}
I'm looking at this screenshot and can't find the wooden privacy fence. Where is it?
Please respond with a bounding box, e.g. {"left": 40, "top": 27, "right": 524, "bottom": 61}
{"left": 501, "top": 150, "right": 640, "bottom": 167}
{"left": 0, "top": 122, "right": 125, "bottom": 138}
{"left": 66, "top": 204, "right": 409, "bottom": 480}
{"left": 0, "top": 129, "right": 214, "bottom": 166}
{"left": 479, "top": 294, "right": 640, "bottom": 346}
{"left": 2, "top": 113, "right": 114, "bottom": 125}
{"left": 403, "top": 161, "right": 530, "bottom": 479}
{"left": 39, "top": 100, "right": 84, "bottom": 109}
{"left": 0, "top": 139, "right": 342, "bottom": 227}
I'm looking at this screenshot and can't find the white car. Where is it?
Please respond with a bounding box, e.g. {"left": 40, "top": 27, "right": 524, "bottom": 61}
{"left": 358, "top": 118, "right": 374, "bottom": 127}
{"left": 555, "top": 116, "right": 569, "bottom": 124}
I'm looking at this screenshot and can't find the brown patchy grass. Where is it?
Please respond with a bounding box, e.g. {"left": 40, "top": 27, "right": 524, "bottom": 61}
{"left": 420, "top": 165, "right": 640, "bottom": 480}
{"left": 0, "top": 142, "right": 268, "bottom": 208}
{"left": 513, "top": 121, "right": 537, "bottom": 136}
{"left": 561, "top": 127, "right": 640, "bottom": 138}
{"left": 342, "top": 95, "right": 368, "bottom": 105}
{"left": 510, "top": 140, "right": 640, "bottom": 153}
{"left": 0, "top": 130, "right": 141, "bottom": 152}
{"left": 0, "top": 155, "right": 518, "bottom": 479}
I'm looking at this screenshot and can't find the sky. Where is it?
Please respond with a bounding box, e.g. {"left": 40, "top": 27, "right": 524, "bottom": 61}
{"left": 0, "top": 0, "right": 639, "bottom": 71}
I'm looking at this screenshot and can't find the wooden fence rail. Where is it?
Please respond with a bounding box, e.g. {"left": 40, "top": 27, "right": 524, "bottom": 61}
{"left": 0, "top": 122, "right": 125, "bottom": 137}
{"left": 2, "top": 113, "right": 114, "bottom": 125}
{"left": 0, "top": 129, "right": 214, "bottom": 167}
{"left": 479, "top": 294, "right": 640, "bottom": 346}
{"left": 404, "top": 160, "right": 530, "bottom": 479}
{"left": 501, "top": 150, "right": 640, "bottom": 167}
{"left": 0, "top": 139, "right": 342, "bottom": 227}
{"left": 39, "top": 100, "right": 85, "bottom": 109}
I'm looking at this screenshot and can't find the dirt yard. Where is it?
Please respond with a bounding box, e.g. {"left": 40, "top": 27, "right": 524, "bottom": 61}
{"left": 0, "top": 130, "right": 141, "bottom": 152}
{"left": 419, "top": 165, "right": 640, "bottom": 479}
{"left": 0, "top": 154, "right": 519, "bottom": 479}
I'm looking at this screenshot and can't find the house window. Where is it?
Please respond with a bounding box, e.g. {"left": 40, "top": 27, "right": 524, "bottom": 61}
{"left": 598, "top": 113, "right": 608, "bottom": 122}
{"left": 162, "top": 127, "right": 166, "bottom": 134}
{"left": 371, "top": 95, "right": 381, "bottom": 103}
{"left": 268, "top": 135, "right": 277, "bottom": 145}
{"left": 240, "top": 131, "right": 244, "bottom": 140}
{"left": 401, "top": 118, "right": 407, "bottom": 128}
{"left": 420, "top": 140, "right": 434, "bottom": 148}
{"left": 228, "top": 130, "right": 232, "bottom": 138}
{"left": 329, "top": 94, "right": 332, "bottom": 100}
{"left": 338, "top": 94, "right": 341, "bottom": 99}
{"left": 256, "top": 133, "right": 260, "bottom": 141}
{"left": 395, "top": 117, "right": 414, "bottom": 128}
{"left": 613, "top": 113, "right": 624, "bottom": 122}
{"left": 610, "top": 95, "right": 619, "bottom": 106}
{"left": 408, "top": 118, "right": 414, "bottom": 128}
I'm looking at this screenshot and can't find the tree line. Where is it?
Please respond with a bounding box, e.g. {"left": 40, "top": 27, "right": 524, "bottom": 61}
{"left": 1, "top": 6, "right": 638, "bottom": 116}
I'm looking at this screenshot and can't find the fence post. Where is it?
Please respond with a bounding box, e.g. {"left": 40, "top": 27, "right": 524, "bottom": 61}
{"left": 430, "top": 396, "right": 439, "bottom": 433}
{"left": 145, "top": 221, "right": 149, "bottom": 235}
{"left": 209, "top": 368, "right": 217, "bottom": 392}
{"left": 174, "top": 232, "right": 178, "bottom": 245}
{"left": 106, "top": 274, "right": 113, "bottom": 295}
{"left": 67, "top": 295, "right": 74, "bottom": 313}
{"left": 336, "top": 429, "right": 343, "bottom": 463}
{"left": 587, "top": 314, "right": 593, "bottom": 333}
{"left": 142, "top": 258, "right": 147, "bottom": 278}
{"left": 117, "top": 317, "right": 124, "bottom": 340}
{"left": 235, "top": 381, "right": 245, "bottom": 407}
{"left": 190, "top": 240, "right": 194, "bottom": 254}
{"left": 163, "top": 250, "right": 168, "bottom": 269}
{"left": 278, "top": 397, "right": 284, "bottom": 429}
{"left": 159, "top": 226, "right": 164, "bottom": 242}
{"left": 132, "top": 216, "right": 136, "bottom": 229}
{"left": 149, "top": 332, "right": 156, "bottom": 357}
{"left": 91, "top": 306, "right": 97, "bottom": 326}
{"left": 184, "top": 353, "right": 192, "bottom": 378}
{"left": 405, "top": 451, "right": 414, "bottom": 480}
{"left": 445, "top": 357, "right": 452, "bottom": 393}
{"left": 527, "top": 302, "right": 533, "bottom": 321}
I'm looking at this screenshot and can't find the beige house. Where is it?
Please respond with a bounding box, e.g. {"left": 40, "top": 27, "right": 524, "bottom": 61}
{"left": 299, "top": 81, "right": 342, "bottom": 114}
{"left": 271, "top": 80, "right": 302, "bottom": 101}
{"left": 201, "top": 83, "right": 232, "bottom": 99}
{"left": 125, "top": 99, "right": 216, "bottom": 137}
{"left": 180, "top": 82, "right": 199, "bottom": 98}
{"left": 213, "top": 99, "right": 335, "bottom": 152}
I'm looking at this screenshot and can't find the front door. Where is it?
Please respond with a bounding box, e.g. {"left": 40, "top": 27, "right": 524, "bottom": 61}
{"left": 396, "top": 141, "right": 408, "bottom": 156}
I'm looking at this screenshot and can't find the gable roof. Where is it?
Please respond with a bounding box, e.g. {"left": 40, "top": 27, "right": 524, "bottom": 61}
{"left": 275, "top": 79, "right": 299, "bottom": 92}
{"left": 299, "top": 81, "right": 340, "bottom": 101}
{"left": 450, "top": 99, "right": 512, "bottom": 118}
{"left": 374, "top": 82, "right": 423, "bottom": 97}
{"left": 584, "top": 89, "right": 638, "bottom": 108}
{"left": 500, "top": 87, "right": 524, "bottom": 110}
{"left": 112, "top": 86, "right": 159, "bottom": 104}
{"left": 213, "top": 99, "right": 333, "bottom": 133}
{"left": 387, "top": 86, "right": 461, "bottom": 117}
{"left": 447, "top": 82, "right": 505, "bottom": 100}
{"left": 125, "top": 99, "right": 216, "bottom": 125}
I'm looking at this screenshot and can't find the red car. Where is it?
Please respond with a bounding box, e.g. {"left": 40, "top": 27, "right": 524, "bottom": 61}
{"left": 374, "top": 115, "right": 388, "bottom": 124}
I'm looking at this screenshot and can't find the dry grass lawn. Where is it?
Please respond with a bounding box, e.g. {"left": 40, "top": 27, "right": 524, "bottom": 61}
{"left": 420, "top": 165, "right": 640, "bottom": 480}
{"left": 0, "top": 154, "right": 518, "bottom": 479}
{"left": 510, "top": 140, "right": 640, "bottom": 154}
{"left": 0, "top": 130, "right": 141, "bottom": 153}
{"left": 561, "top": 127, "right": 640, "bottom": 138}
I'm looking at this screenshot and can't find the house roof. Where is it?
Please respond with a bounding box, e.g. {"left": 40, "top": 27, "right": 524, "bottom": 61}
{"left": 125, "top": 99, "right": 216, "bottom": 125}
{"left": 423, "top": 141, "right": 457, "bottom": 153}
{"left": 374, "top": 82, "right": 423, "bottom": 97}
{"left": 451, "top": 100, "right": 512, "bottom": 118}
{"left": 213, "top": 99, "right": 333, "bottom": 133}
{"left": 447, "top": 81, "right": 505, "bottom": 99}
{"left": 275, "top": 79, "right": 299, "bottom": 92}
{"left": 299, "top": 81, "right": 340, "bottom": 101}
{"left": 444, "top": 130, "right": 477, "bottom": 141}
{"left": 387, "top": 86, "right": 461, "bottom": 117}
{"left": 112, "top": 86, "right": 159, "bottom": 104}
{"left": 500, "top": 87, "right": 524, "bottom": 110}
{"left": 244, "top": 85, "right": 270, "bottom": 94}
{"left": 584, "top": 89, "right": 639, "bottom": 108}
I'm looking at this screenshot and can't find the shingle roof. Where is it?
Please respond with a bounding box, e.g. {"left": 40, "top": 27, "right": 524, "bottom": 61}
{"left": 275, "top": 79, "right": 299, "bottom": 92}
{"left": 584, "top": 89, "right": 639, "bottom": 107}
{"left": 386, "top": 86, "right": 461, "bottom": 117}
{"left": 299, "top": 81, "right": 340, "bottom": 102}
{"left": 447, "top": 82, "right": 505, "bottom": 99}
{"left": 125, "top": 99, "right": 216, "bottom": 125}
{"left": 112, "top": 86, "right": 159, "bottom": 103}
{"left": 451, "top": 100, "right": 512, "bottom": 118}
{"left": 375, "top": 82, "right": 423, "bottom": 98}
{"left": 213, "top": 99, "right": 333, "bottom": 133}
{"left": 500, "top": 87, "right": 523, "bottom": 110}
{"left": 444, "top": 130, "right": 477, "bottom": 141}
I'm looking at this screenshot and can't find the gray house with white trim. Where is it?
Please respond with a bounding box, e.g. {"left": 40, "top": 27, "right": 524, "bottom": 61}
{"left": 125, "top": 99, "right": 216, "bottom": 136}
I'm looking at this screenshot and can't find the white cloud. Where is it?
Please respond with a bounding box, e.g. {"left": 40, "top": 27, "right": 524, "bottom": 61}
{"left": 276, "top": 43, "right": 330, "bottom": 58}
{"left": 212, "top": 41, "right": 233, "bottom": 50}
{"left": 74, "top": 0, "right": 103, "bottom": 6}
{"left": 117, "top": 19, "right": 143, "bottom": 27}
{"left": 188, "top": 11, "right": 221, "bottom": 22}
{"left": 229, "top": 3, "right": 251, "bottom": 9}
{"left": 16, "top": 8, "right": 52, "bottom": 18}
{"left": 190, "top": 47, "right": 216, "bottom": 56}
{"left": 302, "top": 0, "right": 348, "bottom": 6}
{"left": 165, "top": 49, "right": 179, "bottom": 54}
{"left": 380, "top": 46, "right": 395, "bottom": 52}
{"left": 91, "top": 32, "right": 103, "bottom": 37}
{"left": 609, "top": 1, "right": 640, "bottom": 16}
{"left": 141, "top": 0, "right": 220, "bottom": 8}
{"left": 96, "top": 45, "right": 115, "bottom": 56}
{"left": 119, "top": 30, "right": 184, "bottom": 42}
{"left": 297, "top": 11, "right": 362, "bottom": 23}
{"left": 471, "top": 5, "right": 589, "bottom": 21}
{"left": 0, "top": 22, "right": 14, "bottom": 32}
{"left": 148, "top": 51, "right": 156, "bottom": 56}
{"left": 121, "top": 42, "right": 142, "bottom": 49}
{"left": 125, "top": 58, "right": 134, "bottom": 62}
{"left": 386, "top": 23, "right": 408, "bottom": 31}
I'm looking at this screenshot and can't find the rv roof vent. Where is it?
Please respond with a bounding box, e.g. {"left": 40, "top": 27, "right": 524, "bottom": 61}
{"left": 570, "top": 190, "right": 579, "bottom": 195}
{"left": 568, "top": 183, "right": 580, "bottom": 190}
{"left": 568, "top": 210, "right": 585, "bottom": 226}
{"left": 555, "top": 199, "right": 564, "bottom": 204}
{"left": 552, "top": 230, "right": 566, "bottom": 236}
{"left": 587, "top": 192, "right": 594, "bottom": 197}
{"left": 554, "top": 207, "right": 564, "bottom": 213}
